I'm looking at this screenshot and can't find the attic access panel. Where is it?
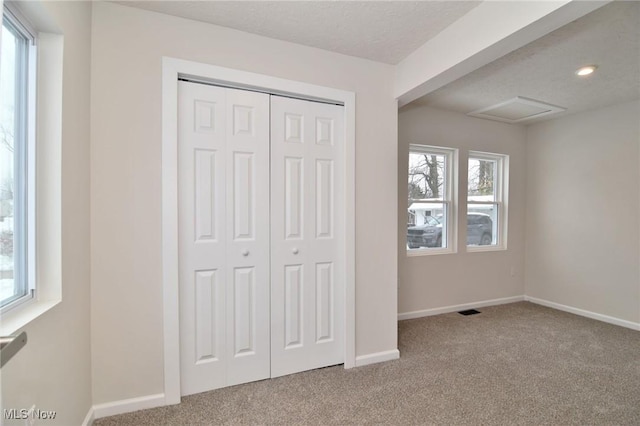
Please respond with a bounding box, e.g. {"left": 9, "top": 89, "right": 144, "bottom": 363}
{"left": 468, "top": 96, "right": 566, "bottom": 124}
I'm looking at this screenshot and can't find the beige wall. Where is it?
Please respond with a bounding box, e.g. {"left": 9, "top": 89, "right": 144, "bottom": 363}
{"left": 398, "top": 106, "right": 526, "bottom": 314}
{"left": 525, "top": 100, "right": 640, "bottom": 323}
{"left": 90, "top": 2, "right": 398, "bottom": 403}
{"left": 0, "top": 2, "right": 93, "bottom": 425}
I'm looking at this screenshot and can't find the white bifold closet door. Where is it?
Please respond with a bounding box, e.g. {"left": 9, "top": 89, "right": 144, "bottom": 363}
{"left": 178, "top": 81, "right": 270, "bottom": 396}
{"left": 270, "top": 96, "right": 344, "bottom": 377}
{"left": 178, "top": 81, "right": 344, "bottom": 396}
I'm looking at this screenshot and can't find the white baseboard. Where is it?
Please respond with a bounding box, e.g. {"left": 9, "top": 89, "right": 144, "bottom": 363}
{"left": 92, "top": 393, "right": 166, "bottom": 419}
{"left": 524, "top": 296, "right": 640, "bottom": 331}
{"left": 81, "top": 406, "right": 95, "bottom": 426}
{"left": 398, "top": 295, "right": 525, "bottom": 321}
{"left": 355, "top": 349, "right": 400, "bottom": 367}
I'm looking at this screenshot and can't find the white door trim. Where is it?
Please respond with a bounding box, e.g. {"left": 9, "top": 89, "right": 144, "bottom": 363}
{"left": 162, "top": 57, "right": 356, "bottom": 404}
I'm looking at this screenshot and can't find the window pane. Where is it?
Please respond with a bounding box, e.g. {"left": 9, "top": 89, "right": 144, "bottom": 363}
{"left": 408, "top": 150, "right": 448, "bottom": 251}
{"left": 467, "top": 204, "right": 497, "bottom": 246}
{"left": 408, "top": 152, "right": 446, "bottom": 200}
{"left": 1, "top": 19, "right": 28, "bottom": 307}
{"left": 468, "top": 158, "right": 496, "bottom": 201}
{"left": 407, "top": 203, "right": 447, "bottom": 249}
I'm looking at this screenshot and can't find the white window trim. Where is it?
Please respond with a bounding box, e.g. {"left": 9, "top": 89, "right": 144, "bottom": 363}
{"left": 466, "top": 150, "right": 509, "bottom": 253}
{"left": 407, "top": 144, "right": 458, "bottom": 257}
{"left": 2, "top": 2, "right": 37, "bottom": 41}
{"left": 0, "top": 2, "right": 63, "bottom": 335}
{"left": 0, "top": 2, "right": 37, "bottom": 314}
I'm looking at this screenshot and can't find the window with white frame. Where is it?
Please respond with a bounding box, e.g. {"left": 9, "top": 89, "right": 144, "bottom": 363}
{"left": 467, "top": 151, "right": 508, "bottom": 249}
{"left": 1, "top": 6, "right": 37, "bottom": 311}
{"left": 407, "top": 145, "right": 456, "bottom": 254}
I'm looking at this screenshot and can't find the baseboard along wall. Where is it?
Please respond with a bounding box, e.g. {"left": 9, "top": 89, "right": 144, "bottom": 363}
{"left": 354, "top": 349, "right": 400, "bottom": 367}
{"left": 82, "top": 407, "right": 95, "bottom": 426}
{"left": 398, "top": 294, "right": 640, "bottom": 331}
{"left": 524, "top": 296, "right": 640, "bottom": 331}
{"left": 398, "top": 296, "right": 524, "bottom": 321}
{"left": 88, "top": 393, "right": 166, "bottom": 422}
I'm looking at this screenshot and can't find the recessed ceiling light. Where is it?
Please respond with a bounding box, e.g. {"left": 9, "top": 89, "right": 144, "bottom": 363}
{"left": 576, "top": 65, "right": 597, "bottom": 76}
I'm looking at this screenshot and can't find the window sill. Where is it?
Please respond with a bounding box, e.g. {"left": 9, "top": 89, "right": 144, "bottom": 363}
{"left": 0, "top": 298, "right": 60, "bottom": 335}
{"left": 466, "top": 245, "right": 507, "bottom": 253}
{"left": 407, "top": 248, "right": 456, "bottom": 257}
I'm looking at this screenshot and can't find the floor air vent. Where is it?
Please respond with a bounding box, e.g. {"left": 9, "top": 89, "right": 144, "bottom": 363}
{"left": 458, "top": 309, "right": 481, "bottom": 316}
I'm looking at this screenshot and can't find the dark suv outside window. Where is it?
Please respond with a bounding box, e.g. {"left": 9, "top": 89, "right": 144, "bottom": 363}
{"left": 407, "top": 212, "right": 494, "bottom": 250}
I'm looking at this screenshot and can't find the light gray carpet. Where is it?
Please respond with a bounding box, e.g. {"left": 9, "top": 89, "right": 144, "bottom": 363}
{"left": 95, "top": 302, "right": 640, "bottom": 425}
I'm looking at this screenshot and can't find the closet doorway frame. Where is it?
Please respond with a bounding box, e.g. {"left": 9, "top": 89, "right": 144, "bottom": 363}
{"left": 161, "top": 57, "right": 356, "bottom": 404}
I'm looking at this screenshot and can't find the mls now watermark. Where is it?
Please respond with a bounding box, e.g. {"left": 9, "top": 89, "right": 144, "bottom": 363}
{"left": 4, "top": 408, "right": 57, "bottom": 420}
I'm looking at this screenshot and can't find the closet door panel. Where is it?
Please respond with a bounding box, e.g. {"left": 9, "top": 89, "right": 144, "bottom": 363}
{"left": 179, "top": 82, "right": 270, "bottom": 395}
{"left": 270, "top": 96, "right": 345, "bottom": 377}
{"left": 179, "top": 82, "right": 228, "bottom": 395}
{"left": 225, "top": 88, "right": 271, "bottom": 386}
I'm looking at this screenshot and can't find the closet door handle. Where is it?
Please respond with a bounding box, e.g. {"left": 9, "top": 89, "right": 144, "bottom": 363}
{"left": 242, "top": 249, "right": 250, "bottom": 257}
{"left": 292, "top": 248, "right": 299, "bottom": 255}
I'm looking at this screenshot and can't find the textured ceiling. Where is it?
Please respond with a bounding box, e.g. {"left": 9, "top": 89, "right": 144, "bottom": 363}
{"left": 115, "top": 1, "right": 481, "bottom": 64}
{"left": 406, "top": 1, "right": 640, "bottom": 123}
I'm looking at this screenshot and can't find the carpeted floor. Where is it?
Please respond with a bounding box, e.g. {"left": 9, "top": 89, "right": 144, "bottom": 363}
{"left": 95, "top": 302, "right": 640, "bottom": 425}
